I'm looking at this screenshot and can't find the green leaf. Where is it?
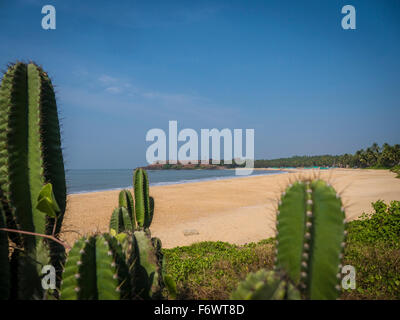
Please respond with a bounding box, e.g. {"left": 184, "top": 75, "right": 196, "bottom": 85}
{"left": 36, "top": 183, "right": 60, "bottom": 218}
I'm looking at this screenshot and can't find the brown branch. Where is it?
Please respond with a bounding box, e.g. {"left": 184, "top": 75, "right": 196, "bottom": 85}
{"left": 0, "top": 228, "right": 71, "bottom": 250}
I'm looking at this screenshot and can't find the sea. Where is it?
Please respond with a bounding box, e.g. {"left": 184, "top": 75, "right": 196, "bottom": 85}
{"left": 66, "top": 169, "right": 285, "bottom": 194}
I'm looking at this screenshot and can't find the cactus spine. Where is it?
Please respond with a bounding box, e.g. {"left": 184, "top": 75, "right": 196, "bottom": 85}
{"left": 231, "top": 179, "right": 346, "bottom": 300}
{"left": 0, "top": 62, "right": 67, "bottom": 299}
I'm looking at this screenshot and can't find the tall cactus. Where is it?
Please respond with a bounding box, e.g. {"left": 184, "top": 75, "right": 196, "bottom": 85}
{"left": 60, "top": 234, "right": 131, "bottom": 300}
{"left": 231, "top": 179, "right": 346, "bottom": 300}
{"left": 0, "top": 62, "right": 67, "bottom": 243}
{"left": 0, "top": 62, "right": 67, "bottom": 299}
{"left": 133, "top": 168, "right": 154, "bottom": 229}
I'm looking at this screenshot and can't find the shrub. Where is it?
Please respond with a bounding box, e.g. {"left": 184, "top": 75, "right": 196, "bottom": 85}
{"left": 346, "top": 200, "right": 400, "bottom": 247}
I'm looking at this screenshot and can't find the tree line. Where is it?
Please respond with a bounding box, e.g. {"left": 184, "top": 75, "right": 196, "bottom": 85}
{"left": 253, "top": 143, "right": 400, "bottom": 169}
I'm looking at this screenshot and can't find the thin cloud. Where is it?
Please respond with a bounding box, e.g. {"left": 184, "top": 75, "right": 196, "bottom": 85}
{"left": 105, "top": 86, "right": 122, "bottom": 94}
{"left": 99, "top": 75, "right": 118, "bottom": 84}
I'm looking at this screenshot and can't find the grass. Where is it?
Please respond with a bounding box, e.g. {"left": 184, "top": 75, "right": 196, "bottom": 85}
{"left": 163, "top": 201, "right": 400, "bottom": 300}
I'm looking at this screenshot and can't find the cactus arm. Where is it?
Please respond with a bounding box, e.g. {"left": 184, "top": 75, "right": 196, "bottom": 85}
{"left": 134, "top": 168, "right": 152, "bottom": 229}
{"left": 103, "top": 234, "right": 131, "bottom": 299}
{"left": 133, "top": 169, "right": 145, "bottom": 228}
{"left": 119, "top": 190, "right": 135, "bottom": 228}
{"left": 109, "top": 208, "right": 120, "bottom": 233}
{"left": 306, "top": 180, "right": 345, "bottom": 300}
{"left": 120, "top": 207, "right": 133, "bottom": 232}
{"left": 142, "top": 170, "right": 151, "bottom": 227}
{"left": 95, "top": 236, "right": 120, "bottom": 300}
{"left": 149, "top": 196, "right": 155, "bottom": 227}
{"left": 60, "top": 238, "right": 87, "bottom": 300}
{"left": 132, "top": 231, "right": 161, "bottom": 299}
{"left": 275, "top": 182, "right": 307, "bottom": 285}
{"left": 126, "top": 190, "right": 135, "bottom": 228}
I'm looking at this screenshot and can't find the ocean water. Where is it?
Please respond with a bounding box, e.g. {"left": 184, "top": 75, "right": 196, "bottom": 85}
{"left": 66, "top": 169, "right": 285, "bottom": 194}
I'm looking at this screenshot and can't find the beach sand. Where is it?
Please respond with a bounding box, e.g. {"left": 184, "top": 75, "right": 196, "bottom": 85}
{"left": 61, "top": 169, "right": 400, "bottom": 248}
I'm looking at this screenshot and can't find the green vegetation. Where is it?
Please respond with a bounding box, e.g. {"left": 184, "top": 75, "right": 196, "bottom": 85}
{"left": 163, "top": 200, "right": 400, "bottom": 300}
{"left": 346, "top": 200, "right": 400, "bottom": 248}
{"left": 254, "top": 143, "right": 400, "bottom": 169}
{"left": 391, "top": 165, "right": 400, "bottom": 178}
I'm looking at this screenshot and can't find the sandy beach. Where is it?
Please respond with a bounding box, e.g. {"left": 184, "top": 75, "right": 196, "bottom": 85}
{"left": 61, "top": 169, "right": 400, "bottom": 248}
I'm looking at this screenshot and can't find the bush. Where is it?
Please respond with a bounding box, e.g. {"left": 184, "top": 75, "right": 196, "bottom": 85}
{"left": 391, "top": 165, "right": 400, "bottom": 178}
{"left": 347, "top": 200, "right": 400, "bottom": 247}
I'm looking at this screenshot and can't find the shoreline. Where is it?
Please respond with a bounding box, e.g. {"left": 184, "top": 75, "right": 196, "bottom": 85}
{"left": 66, "top": 168, "right": 289, "bottom": 195}
{"left": 61, "top": 168, "right": 400, "bottom": 248}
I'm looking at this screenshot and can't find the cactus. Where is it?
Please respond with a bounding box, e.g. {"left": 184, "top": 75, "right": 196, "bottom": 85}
{"left": 130, "top": 230, "right": 164, "bottom": 299}
{"left": 60, "top": 234, "right": 131, "bottom": 300}
{"left": 133, "top": 168, "right": 154, "bottom": 229}
{"left": 119, "top": 189, "right": 135, "bottom": 226}
{"left": 231, "top": 270, "right": 300, "bottom": 300}
{"left": 0, "top": 62, "right": 66, "bottom": 242}
{"left": 109, "top": 207, "right": 132, "bottom": 234}
{"left": 59, "top": 231, "right": 166, "bottom": 300}
{"left": 109, "top": 189, "right": 135, "bottom": 233}
{"left": 109, "top": 173, "right": 155, "bottom": 233}
{"left": 0, "top": 62, "right": 67, "bottom": 299}
{"left": 232, "top": 179, "right": 346, "bottom": 300}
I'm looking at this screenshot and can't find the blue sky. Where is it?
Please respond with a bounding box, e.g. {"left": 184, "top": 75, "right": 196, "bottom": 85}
{"left": 0, "top": 0, "right": 399, "bottom": 169}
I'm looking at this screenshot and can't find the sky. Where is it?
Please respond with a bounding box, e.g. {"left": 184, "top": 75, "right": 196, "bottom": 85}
{"left": 0, "top": 0, "right": 399, "bottom": 169}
